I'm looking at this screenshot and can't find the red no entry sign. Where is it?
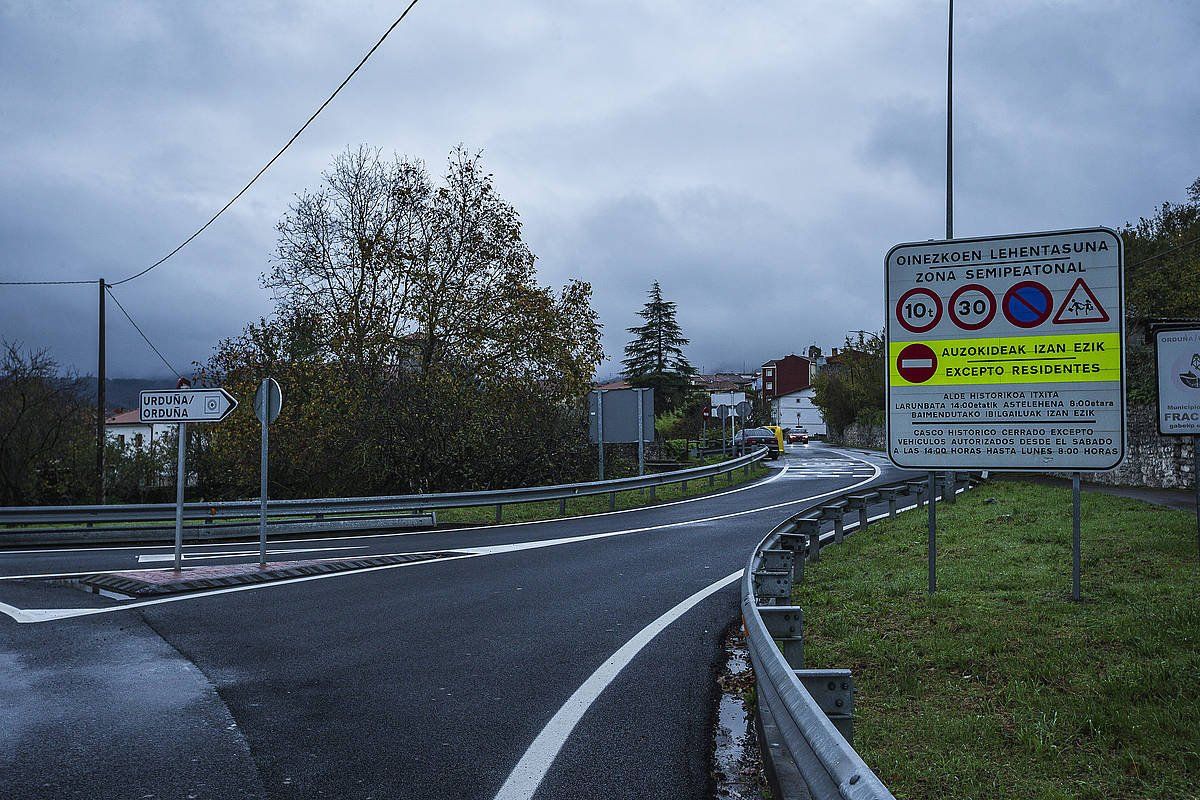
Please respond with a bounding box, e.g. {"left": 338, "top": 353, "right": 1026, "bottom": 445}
{"left": 896, "top": 343, "right": 938, "bottom": 383}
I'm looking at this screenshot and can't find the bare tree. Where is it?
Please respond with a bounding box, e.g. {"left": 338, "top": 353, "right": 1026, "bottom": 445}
{"left": 0, "top": 343, "right": 93, "bottom": 504}
{"left": 266, "top": 145, "right": 602, "bottom": 394}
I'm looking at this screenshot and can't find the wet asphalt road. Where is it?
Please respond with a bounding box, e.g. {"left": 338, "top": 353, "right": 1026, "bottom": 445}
{"left": 0, "top": 444, "right": 914, "bottom": 800}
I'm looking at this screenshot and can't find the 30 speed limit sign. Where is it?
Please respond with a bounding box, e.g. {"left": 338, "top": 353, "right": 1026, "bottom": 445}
{"left": 948, "top": 283, "right": 996, "bottom": 330}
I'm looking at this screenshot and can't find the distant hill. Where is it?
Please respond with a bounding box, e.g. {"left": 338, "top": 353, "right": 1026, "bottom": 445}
{"left": 70, "top": 377, "right": 177, "bottom": 411}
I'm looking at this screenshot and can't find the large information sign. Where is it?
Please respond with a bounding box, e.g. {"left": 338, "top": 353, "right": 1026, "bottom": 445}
{"left": 886, "top": 227, "right": 1125, "bottom": 471}
{"left": 1155, "top": 327, "right": 1200, "bottom": 435}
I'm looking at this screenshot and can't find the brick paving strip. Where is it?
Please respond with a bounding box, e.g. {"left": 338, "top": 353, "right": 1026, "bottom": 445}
{"left": 75, "top": 552, "right": 462, "bottom": 598}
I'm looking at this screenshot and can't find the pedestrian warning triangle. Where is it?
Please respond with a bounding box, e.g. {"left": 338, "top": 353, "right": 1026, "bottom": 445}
{"left": 1053, "top": 278, "right": 1110, "bottom": 324}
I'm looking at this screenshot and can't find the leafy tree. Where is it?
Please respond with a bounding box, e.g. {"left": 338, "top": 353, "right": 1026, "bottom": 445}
{"left": 811, "top": 332, "right": 884, "bottom": 439}
{"left": 1121, "top": 177, "right": 1200, "bottom": 404}
{"left": 622, "top": 281, "right": 696, "bottom": 412}
{"left": 193, "top": 146, "right": 604, "bottom": 498}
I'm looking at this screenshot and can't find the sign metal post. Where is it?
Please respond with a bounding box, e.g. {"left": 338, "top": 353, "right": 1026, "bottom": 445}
{"left": 927, "top": 470, "right": 937, "bottom": 593}
{"left": 1072, "top": 472, "right": 1082, "bottom": 601}
{"left": 254, "top": 378, "right": 284, "bottom": 568}
{"left": 174, "top": 421, "right": 187, "bottom": 572}
{"left": 140, "top": 385, "right": 238, "bottom": 573}
{"left": 636, "top": 388, "right": 646, "bottom": 476}
{"left": 597, "top": 390, "right": 606, "bottom": 481}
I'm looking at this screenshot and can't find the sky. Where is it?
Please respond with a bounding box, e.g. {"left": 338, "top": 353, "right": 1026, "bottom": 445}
{"left": 1, "top": 0, "right": 1197, "bottom": 380}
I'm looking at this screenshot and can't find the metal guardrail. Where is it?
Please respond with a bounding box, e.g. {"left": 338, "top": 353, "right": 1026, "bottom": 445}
{"left": 741, "top": 471, "right": 979, "bottom": 800}
{"left": 0, "top": 447, "right": 768, "bottom": 530}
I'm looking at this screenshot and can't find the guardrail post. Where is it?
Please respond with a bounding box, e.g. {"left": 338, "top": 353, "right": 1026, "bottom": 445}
{"left": 558, "top": 497, "right": 566, "bottom": 516}
{"left": 681, "top": 479, "right": 688, "bottom": 494}
{"left": 776, "top": 532, "right": 807, "bottom": 584}
{"left": 795, "top": 518, "right": 822, "bottom": 563}
{"left": 709, "top": 474, "right": 716, "bottom": 487}
{"left": 908, "top": 480, "right": 927, "bottom": 508}
{"left": 649, "top": 485, "right": 656, "bottom": 501}
{"left": 495, "top": 504, "right": 503, "bottom": 523}
{"left": 847, "top": 492, "right": 879, "bottom": 533}
{"left": 794, "top": 669, "right": 855, "bottom": 743}
{"left": 753, "top": 564, "right": 792, "bottom": 605}
{"left": 943, "top": 471, "right": 957, "bottom": 504}
{"left": 820, "top": 502, "right": 847, "bottom": 544}
{"left": 760, "top": 607, "right": 804, "bottom": 668}
{"left": 609, "top": 491, "right": 616, "bottom": 511}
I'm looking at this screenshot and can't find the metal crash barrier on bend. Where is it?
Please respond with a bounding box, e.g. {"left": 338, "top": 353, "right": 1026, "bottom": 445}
{"left": 0, "top": 447, "right": 769, "bottom": 535}
{"left": 741, "top": 470, "right": 980, "bottom": 800}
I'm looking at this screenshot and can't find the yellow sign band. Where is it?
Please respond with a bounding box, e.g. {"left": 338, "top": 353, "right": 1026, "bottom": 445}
{"left": 890, "top": 332, "right": 1121, "bottom": 386}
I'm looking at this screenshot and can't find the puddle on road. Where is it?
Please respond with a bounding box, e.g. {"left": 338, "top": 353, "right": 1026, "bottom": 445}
{"left": 712, "top": 625, "right": 767, "bottom": 800}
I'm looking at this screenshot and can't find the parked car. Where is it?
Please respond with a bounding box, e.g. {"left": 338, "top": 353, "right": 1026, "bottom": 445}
{"left": 786, "top": 427, "right": 809, "bottom": 444}
{"left": 732, "top": 427, "right": 781, "bottom": 459}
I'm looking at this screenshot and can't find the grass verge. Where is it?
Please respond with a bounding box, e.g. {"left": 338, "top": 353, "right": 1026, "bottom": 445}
{"left": 437, "top": 461, "right": 770, "bottom": 525}
{"left": 794, "top": 478, "right": 1200, "bottom": 800}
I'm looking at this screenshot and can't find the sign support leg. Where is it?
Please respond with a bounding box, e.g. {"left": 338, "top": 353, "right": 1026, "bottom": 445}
{"left": 1194, "top": 438, "right": 1199, "bottom": 561}
{"left": 597, "top": 390, "right": 605, "bottom": 481}
{"left": 174, "top": 421, "right": 187, "bottom": 573}
{"left": 1072, "top": 472, "right": 1082, "bottom": 601}
{"left": 927, "top": 471, "right": 937, "bottom": 594}
{"left": 260, "top": 392, "right": 269, "bottom": 568}
{"left": 636, "top": 388, "right": 645, "bottom": 476}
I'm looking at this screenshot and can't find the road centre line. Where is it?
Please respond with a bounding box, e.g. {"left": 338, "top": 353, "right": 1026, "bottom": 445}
{"left": 0, "top": 452, "right": 881, "bottom": 623}
{"left": 491, "top": 570, "right": 744, "bottom": 800}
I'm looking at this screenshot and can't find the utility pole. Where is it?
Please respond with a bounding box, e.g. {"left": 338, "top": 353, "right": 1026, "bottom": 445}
{"left": 97, "top": 278, "right": 106, "bottom": 504}
{"left": 946, "top": 0, "right": 954, "bottom": 241}
{"left": 929, "top": 0, "right": 953, "bottom": 593}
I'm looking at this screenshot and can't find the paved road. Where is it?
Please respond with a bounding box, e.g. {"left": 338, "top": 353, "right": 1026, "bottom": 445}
{"left": 0, "top": 444, "right": 915, "bottom": 800}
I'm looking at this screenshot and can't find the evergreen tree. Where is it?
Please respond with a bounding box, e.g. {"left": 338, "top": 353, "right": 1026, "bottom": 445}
{"left": 622, "top": 281, "right": 695, "bottom": 411}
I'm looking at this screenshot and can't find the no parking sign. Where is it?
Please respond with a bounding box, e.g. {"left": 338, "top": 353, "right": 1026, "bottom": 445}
{"left": 885, "top": 227, "right": 1125, "bottom": 471}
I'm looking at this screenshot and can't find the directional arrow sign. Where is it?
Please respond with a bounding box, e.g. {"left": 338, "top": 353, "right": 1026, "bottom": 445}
{"left": 140, "top": 388, "right": 238, "bottom": 423}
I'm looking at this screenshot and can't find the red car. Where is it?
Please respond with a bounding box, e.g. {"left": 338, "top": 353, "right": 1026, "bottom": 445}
{"left": 786, "top": 428, "right": 809, "bottom": 444}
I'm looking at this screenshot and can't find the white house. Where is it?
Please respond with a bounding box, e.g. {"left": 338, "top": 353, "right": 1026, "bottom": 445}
{"left": 105, "top": 409, "right": 175, "bottom": 451}
{"left": 773, "top": 387, "right": 827, "bottom": 436}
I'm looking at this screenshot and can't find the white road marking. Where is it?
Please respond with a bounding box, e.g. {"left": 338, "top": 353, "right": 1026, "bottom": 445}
{"left": 491, "top": 570, "right": 743, "bottom": 800}
{"left": 135, "top": 545, "right": 367, "bottom": 564}
{"left": 0, "top": 450, "right": 881, "bottom": 623}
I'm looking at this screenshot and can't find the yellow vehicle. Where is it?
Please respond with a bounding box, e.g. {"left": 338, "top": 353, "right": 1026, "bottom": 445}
{"left": 762, "top": 425, "right": 786, "bottom": 455}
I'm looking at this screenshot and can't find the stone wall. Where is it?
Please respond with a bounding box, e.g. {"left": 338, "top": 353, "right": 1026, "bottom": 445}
{"left": 1050, "top": 405, "right": 1197, "bottom": 489}
{"left": 827, "top": 422, "right": 884, "bottom": 451}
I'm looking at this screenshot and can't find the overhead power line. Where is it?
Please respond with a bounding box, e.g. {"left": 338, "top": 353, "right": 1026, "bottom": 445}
{"left": 111, "top": 0, "right": 422, "bottom": 286}
{"left": 105, "top": 286, "right": 183, "bottom": 379}
{"left": 1128, "top": 231, "right": 1200, "bottom": 269}
{"left": 0, "top": 278, "right": 97, "bottom": 286}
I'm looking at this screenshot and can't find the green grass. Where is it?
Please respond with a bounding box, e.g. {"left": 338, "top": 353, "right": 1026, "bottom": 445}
{"left": 437, "top": 461, "right": 769, "bottom": 525}
{"left": 793, "top": 479, "right": 1200, "bottom": 800}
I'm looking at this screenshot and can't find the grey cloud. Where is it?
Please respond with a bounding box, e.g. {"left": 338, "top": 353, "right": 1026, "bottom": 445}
{"left": 1, "top": 0, "right": 1197, "bottom": 377}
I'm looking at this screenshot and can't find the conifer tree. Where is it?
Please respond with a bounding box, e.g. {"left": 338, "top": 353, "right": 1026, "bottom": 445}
{"left": 622, "top": 281, "right": 695, "bottom": 411}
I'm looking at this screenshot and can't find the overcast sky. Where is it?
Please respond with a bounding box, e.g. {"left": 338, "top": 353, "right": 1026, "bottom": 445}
{"left": 1, "top": 0, "right": 1197, "bottom": 379}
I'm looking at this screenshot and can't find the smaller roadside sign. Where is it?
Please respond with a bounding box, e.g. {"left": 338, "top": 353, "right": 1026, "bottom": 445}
{"left": 140, "top": 388, "right": 238, "bottom": 423}
{"left": 254, "top": 378, "right": 284, "bottom": 424}
{"left": 1156, "top": 327, "right": 1200, "bottom": 435}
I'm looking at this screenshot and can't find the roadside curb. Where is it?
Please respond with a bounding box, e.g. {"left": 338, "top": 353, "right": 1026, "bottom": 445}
{"left": 76, "top": 552, "right": 459, "bottom": 597}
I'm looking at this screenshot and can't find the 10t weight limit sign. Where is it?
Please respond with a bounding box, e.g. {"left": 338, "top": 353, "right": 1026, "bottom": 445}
{"left": 885, "top": 227, "right": 1126, "bottom": 471}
